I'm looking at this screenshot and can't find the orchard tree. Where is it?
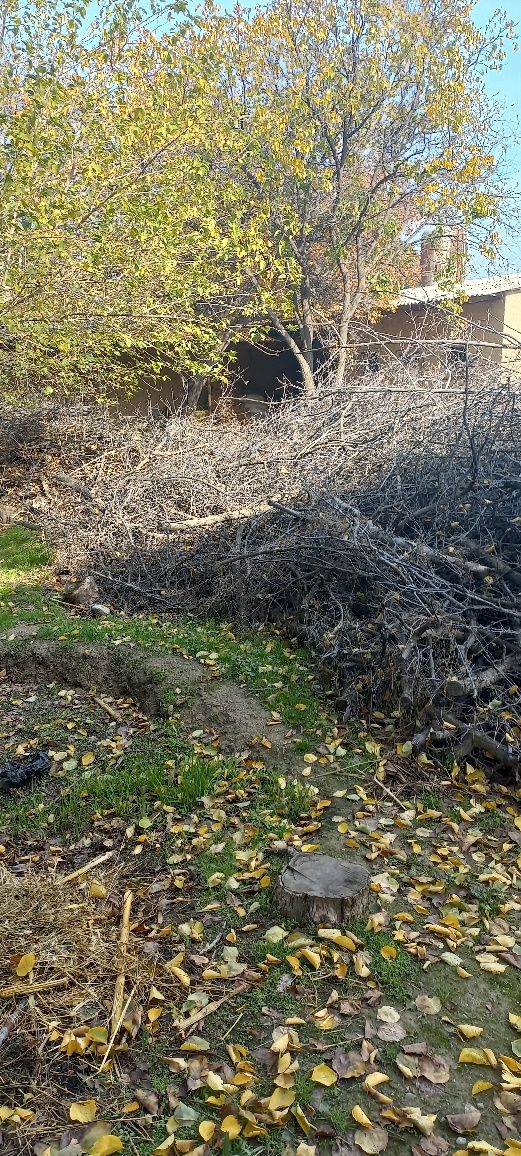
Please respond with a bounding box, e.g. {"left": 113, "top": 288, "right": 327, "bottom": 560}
{"left": 207, "top": 0, "right": 514, "bottom": 392}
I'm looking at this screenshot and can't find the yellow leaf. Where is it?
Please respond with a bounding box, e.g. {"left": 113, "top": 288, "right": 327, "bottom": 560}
{"left": 199, "top": 1121, "right": 215, "bottom": 1141}
{"left": 90, "top": 881, "right": 107, "bottom": 899}
{"left": 296, "top": 1146, "right": 316, "bottom": 1156}
{"left": 221, "top": 1115, "right": 242, "bottom": 1138}
{"left": 268, "top": 1087, "right": 295, "bottom": 1110}
{"left": 352, "top": 1105, "right": 372, "bottom": 1128}
{"left": 15, "top": 952, "right": 36, "bottom": 978}
{"left": 69, "top": 1100, "right": 97, "bottom": 1123}
{"left": 510, "top": 1014, "right": 521, "bottom": 1030}
{"left": 458, "top": 1025, "right": 483, "bottom": 1039}
{"left": 310, "top": 1064, "right": 338, "bottom": 1087}
{"left": 291, "top": 1103, "right": 314, "bottom": 1136}
{"left": 380, "top": 945, "right": 396, "bottom": 960}
{"left": 318, "top": 929, "right": 357, "bottom": 951}
{"left": 476, "top": 953, "right": 506, "bottom": 974}
{"left": 147, "top": 1006, "right": 162, "bottom": 1023}
{"left": 471, "top": 1080, "right": 493, "bottom": 1094}
{"left": 90, "top": 1137, "right": 124, "bottom": 1156}
{"left": 81, "top": 752, "right": 95, "bottom": 766}
{"left": 169, "top": 966, "right": 191, "bottom": 988}
{"left": 459, "top": 1048, "right": 497, "bottom": 1066}
{"left": 301, "top": 948, "right": 321, "bottom": 970}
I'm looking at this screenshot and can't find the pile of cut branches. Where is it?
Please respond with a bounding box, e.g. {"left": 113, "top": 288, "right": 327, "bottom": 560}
{"left": 2, "top": 357, "right": 520, "bottom": 775}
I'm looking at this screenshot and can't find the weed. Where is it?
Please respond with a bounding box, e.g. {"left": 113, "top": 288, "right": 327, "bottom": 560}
{"left": 479, "top": 809, "right": 504, "bottom": 834}
{"left": 419, "top": 789, "right": 443, "bottom": 810}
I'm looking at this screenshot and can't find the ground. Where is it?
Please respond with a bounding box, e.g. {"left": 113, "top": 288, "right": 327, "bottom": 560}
{"left": 0, "top": 526, "right": 521, "bottom": 1156}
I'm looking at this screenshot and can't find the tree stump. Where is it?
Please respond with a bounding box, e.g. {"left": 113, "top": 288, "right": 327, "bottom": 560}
{"left": 276, "top": 852, "right": 369, "bottom": 927}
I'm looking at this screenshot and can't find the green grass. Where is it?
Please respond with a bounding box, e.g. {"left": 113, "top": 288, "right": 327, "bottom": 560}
{"left": 350, "top": 921, "right": 421, "bottom": 1001}
{"left": 0, "top": 525, "right": 53, "bottom": 628}
{"left": 0, "top": 716, "right": 228, "bottom": 835}
{"left": 0, "top": 525, "right": 51, "bottom": 575}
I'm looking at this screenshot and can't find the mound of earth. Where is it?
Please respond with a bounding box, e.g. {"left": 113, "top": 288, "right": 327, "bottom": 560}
{"left": 0, "top": 632, "right": 302, "bottom": 768}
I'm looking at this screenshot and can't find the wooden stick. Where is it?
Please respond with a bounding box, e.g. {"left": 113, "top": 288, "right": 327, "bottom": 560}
{"left": 111, "top": 890, "right": 133, "bottom": 1035}
{"left": 0, "top": 977, "right": 69, "bottom": 999}
{"left": 175, "top": 981, "right": 250, "bottom": 1034}
{"left": 61, "top": 850, "right": 114, "bottom": 883}
{"left": 92, "top": 695, "right": 122, "bottom": 722}
{"left": 0, "top": 999, "right": 28, "bottom": 1047}
{"left": 99, "top": 985, "right": 135, "bottom": 1074}
{"left": 375, "top": 780, "right": 409, "bottom": 811}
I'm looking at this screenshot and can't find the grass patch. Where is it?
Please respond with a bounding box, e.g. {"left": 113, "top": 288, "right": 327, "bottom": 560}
{"left": 350, "top": 921, "right": 421, "bottom": 1000}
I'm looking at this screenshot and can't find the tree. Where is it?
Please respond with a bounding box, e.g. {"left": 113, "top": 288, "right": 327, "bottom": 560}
{"left": 0, "top": 0, "right": 279, "bottom": 403}
{"left": 205, "top": 0, "right": 514, "bottom": 392}
{"left": 0, "top": 0, "right": 514, "bottom": 404}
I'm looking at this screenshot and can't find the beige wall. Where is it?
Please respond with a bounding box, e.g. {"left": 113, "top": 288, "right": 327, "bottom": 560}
{"left": 503, "top": 291, "right": 521, "bottom": 372}
{"left": 369, "top": 293, "right": 509, "bottom": 372}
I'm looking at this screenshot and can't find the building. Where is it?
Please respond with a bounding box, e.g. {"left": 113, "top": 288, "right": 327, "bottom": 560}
{"left": 363, "top": 233, "right": 521, "bottom": 376}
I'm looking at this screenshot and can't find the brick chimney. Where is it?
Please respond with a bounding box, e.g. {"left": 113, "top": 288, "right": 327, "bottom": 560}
{"left": 420, "top": 227, "right": 467, "bottom": 287}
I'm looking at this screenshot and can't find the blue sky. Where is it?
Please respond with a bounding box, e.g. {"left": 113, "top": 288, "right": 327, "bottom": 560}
{"left": 473, "top": 0, "right": 520, "bottom": 271}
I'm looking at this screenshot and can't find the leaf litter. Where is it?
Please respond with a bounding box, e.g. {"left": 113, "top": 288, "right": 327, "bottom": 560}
{"left": 0, "top": 657, "right": 520, "bottom": 1154}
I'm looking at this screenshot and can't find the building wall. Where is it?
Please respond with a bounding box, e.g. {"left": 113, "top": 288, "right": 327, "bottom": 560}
{"left": 503, "top": 292, "right": 521, "bottom": 371}
{"left": 365, "top": 294, "right": 509, "bottom": 375}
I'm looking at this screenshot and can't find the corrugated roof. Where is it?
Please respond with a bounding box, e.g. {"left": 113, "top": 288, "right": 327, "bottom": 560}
{"left": 398, "top": 273, "right": 521, "bottom": 307}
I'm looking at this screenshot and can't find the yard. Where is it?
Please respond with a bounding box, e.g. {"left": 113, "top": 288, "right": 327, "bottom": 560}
{"left": 0, "top": 526, "right": 520, "bottom": 1156}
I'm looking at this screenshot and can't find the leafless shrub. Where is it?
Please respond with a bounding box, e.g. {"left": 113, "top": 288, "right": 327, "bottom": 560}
{"left": 2, "top": 348, "right": 520, "bottom": 775}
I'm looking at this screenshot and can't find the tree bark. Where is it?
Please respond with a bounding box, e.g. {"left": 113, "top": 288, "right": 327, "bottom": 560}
{"left": 277, "top": 852, "right": 369, "bottom": 926}
{"left": 183, "top": 374, "right": 206, "bottom": 413}
{"left": 266, "top": 308, "right": 316, "bottom": 396}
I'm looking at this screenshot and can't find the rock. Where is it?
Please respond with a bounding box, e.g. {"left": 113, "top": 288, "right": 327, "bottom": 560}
{"left": 63, "top": 576, "right": 99, "bottom": 607}
{"left": 276, "top": 852, "right": 370, "bottom": 926}
{"left": 91, "top": 603, "right": 111, "bottom": 617}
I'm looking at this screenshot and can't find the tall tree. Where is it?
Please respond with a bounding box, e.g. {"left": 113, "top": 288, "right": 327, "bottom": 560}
{"left": 206, "top": 0, "right": 513, "bottom": 392}
{"left": 0, "top": 0, "right": 276, "bottom": 402}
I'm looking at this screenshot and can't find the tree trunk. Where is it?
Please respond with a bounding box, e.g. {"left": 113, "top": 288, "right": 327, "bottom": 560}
{"left": 300, "top": 278, "right": 315, "bottom": 382}
{"left": 267, "top": 309, "right": 317, "bottom": 396}
{"left": 334, "top": 261, "right": 352, "bottom": 389}
{"left": 183, "top": 374, "right": 206, "bottom": 414}
{"left": 276, "top": 852, "right": 369, "bottom": 926}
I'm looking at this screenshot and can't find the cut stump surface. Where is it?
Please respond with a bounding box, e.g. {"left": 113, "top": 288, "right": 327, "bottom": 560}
{"left": 277, "top": 852, "right": 369, "bottom": 927}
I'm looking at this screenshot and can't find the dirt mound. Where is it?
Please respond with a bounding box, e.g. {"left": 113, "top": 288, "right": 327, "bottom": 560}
{"left": 0, "top": 635, "right": 297, "bottom": 763}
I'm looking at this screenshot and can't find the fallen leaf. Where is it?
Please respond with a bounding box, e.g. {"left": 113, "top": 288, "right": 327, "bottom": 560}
{"left": 415, "top": 995, "right": 441, "bottom": 1015}
{"left": 446, "top": 1107, "right": 481, "bottom": 1133}
{"left": 81, "top": 752, "right": 95, "bottom": 766}
{"left": 418, "top": 1055, "right": 450, "bottom": 1085}
{"left": 411, "top": 1139, "right": 449, "bottom": 1156}
{"left": 459, "top": 1048, "right": 497, "bottom": 1066}
{"left": 221, "top": 1115, "right": 242, "bottom": 1138}
{"left": 89, "top": 881, "right": 107, "bottom": 899}
{"left": 471, "top": 1081, "right": 493, "bottom": 1095}
{"left": 377, "top": 1005, "right": 400, "bottom": 1024}
{"left": 352, "top": 1105, "right": 372, "bottom": 1127}
{"left": 198, "top": 1122, "right": 215, "bottom": 1141}
{"left": 458, "top": 1025, "right": 483, "bottom": 1039}
{"left": 311, "top": 1063, "right": 338, "bottom": 1086}
{"left": 332, "top": 1051, "right": 365, "bottom": 1080}
{"left": 264, "top": 926, "right": 288, "bottom": 944}
{"left": 355, "top": 1125, "right": 389, "bottom": 1153}
{"left": 135, "top": 1089, "right": 160, "bottom": 1114}
{"left": 89, "top": 1138, "right": 124, "bottom": 1156}
{"left": 377, "top": 1022, "right": 406, "bottom": 1042}
{"left": 69, "top": 1100, "right": 97, "bottom": 1123}
{"left": 15, "top": 952, "right": 36, "bottom": 978}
